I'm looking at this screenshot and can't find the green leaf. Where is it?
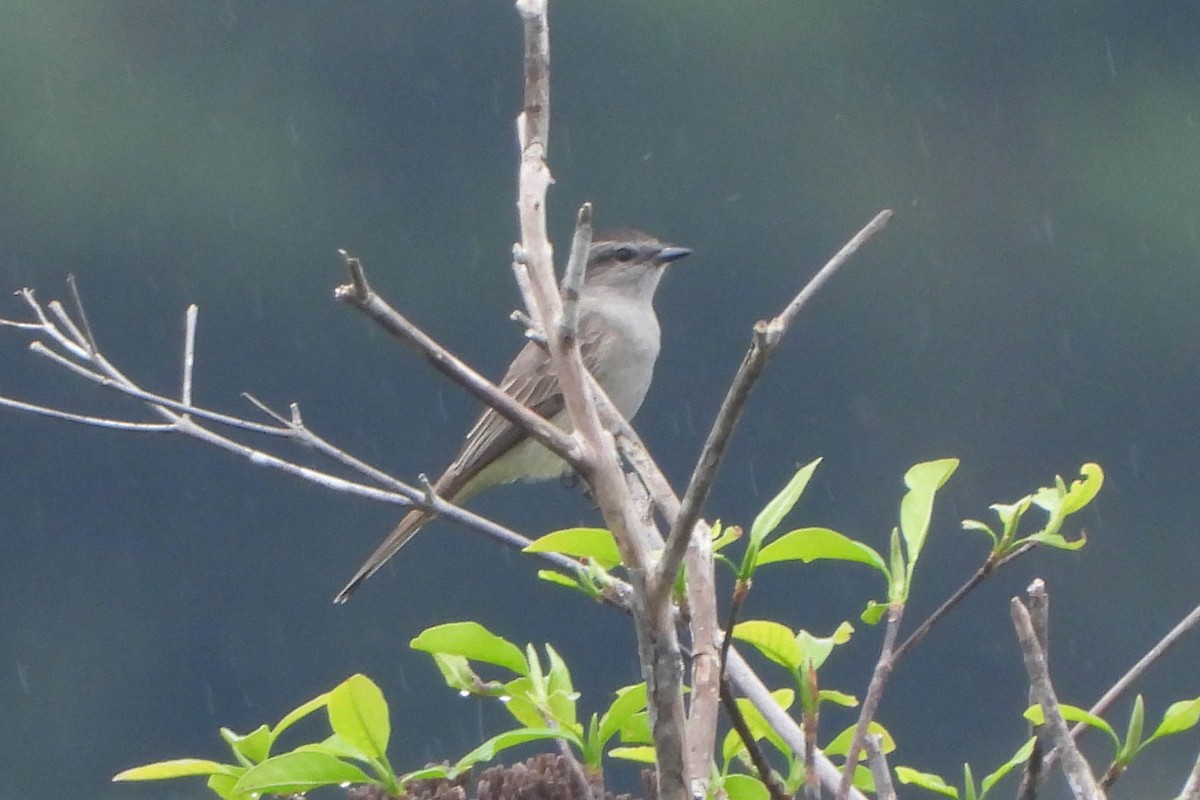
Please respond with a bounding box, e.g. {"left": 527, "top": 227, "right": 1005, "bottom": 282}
{"left": 758, "top": 527, "right": 888, "bottom": 578}
{"left": 598, "top": 683, "right": 648, "bottom": 748}
{"left": 411, "top": 622, "right": 529, "bottom": 676}
{"left": 749, "top": 458, "right": 823, "bottom": 546}
{"left": 732, "top": 620, "right": 803, "bottom": 671}
{"left": 220, "top": 725, "right": 271, "bottom": 765}
{"left": 540, "top": 644, "right": 579, "bottom": 731}
{"left": 327, "top": 674, "right": 391, "bottom": 761}
{"left": 1025, "top": 704, "right": 1119, "bottom": 750}
{"left": 712, "top": 520, "right": 743, "bottom": 552}
{"left": 1022, "top": 529, "right": 1087, "bottom": 550}
{"left": 1117, "top": 695, "right": 1145, "bottom": 764}
{"left": 899, "top": 458, "right": 958, "bottom": 580}
{"left": 113, "top": 759, "right": 241, "bottom": 782}
{"left": 206, "top": 772, "right": 240, "bottom": 800}
{"left": 723, "top": 773, "right": 770, "bottom": 800}
{"left": 823, "top": 721, "right": 893, "bottom": 757}
{"left": 301, "top": 737, "right": 370, "bottom": 762}
{"left": 502, "top": 676, "right": 546, "bottom": 729}
{"left": 1050, "top": 463, "right": 1104, "bottom": 516}
{"left": 400, "top": 765, "right": 453, "bottom": 783}
{"left": 888, "top": 527, "right": 906, "bottom": 602}
{"left": 795, "top": 622, "right": 854, "bottom": 671}
{"left": 963, "top": 763, "right": 977, "bottom": 800}
{"left": 960, "top": 519, "right": 998, "bottom": 547}
{"left": 525, "top": 527, "right": 622, "bottom": 569}
{"left": 608, "top": 745, "right": 657, "bottom": 763}
{"left": 894, "top": 766, "right": 958, "bottom": 798}
{"left": 536, "top": 569, "right": 590, "bottom": 594}
{"left": 271, "top": 692, "right": 330, "bottom": 747}
{"left": 432, "top": 653, "right": 487, "bottom": 695}
{"left": 618, "top": 709, "right": 652, "bottom": 745}
{"left": 720, "top": 690, "right": 794, "bottom": 765}
{"left": 233, "top": 751, "right": 374, "bottom": 795}
{"left": 979, "top": 737, "right": 1036, "bottom": 798}
{"left": 1147, "top": 696, "right": 1200, "bottom": 743}
{"left": 860, "top": 600, "right": 888, "bottom": 625}
{"left": 990, "top": 498, "right": 1032, "bottom": 547}
{"left": 452, "top": 728, "right": 564, "bottom": 775}
{"left": 817, "top": 689, "right": 858, "bottom": 708}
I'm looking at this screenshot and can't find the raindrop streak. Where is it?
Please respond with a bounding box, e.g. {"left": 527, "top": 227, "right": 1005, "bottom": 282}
{"left": 1104, "top": 36, "right": 1117, "bottom": 78}
{"left": 15, "top": 662, "right": 30, "bottom": 695}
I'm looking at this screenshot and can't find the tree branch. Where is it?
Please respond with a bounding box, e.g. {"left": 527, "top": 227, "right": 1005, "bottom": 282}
{"left": 653, "top": 209, "right": 893, "bottom": 609}
{"left": 1012, "top": 591, "right": 1105, "bottom": 800}
{"left": 838, "top": 602, "right": 904, "bottom": 800}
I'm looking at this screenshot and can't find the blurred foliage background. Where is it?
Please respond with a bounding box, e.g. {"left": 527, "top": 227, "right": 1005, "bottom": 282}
{"left": 1, "top": 2, "right": 1199, "bottom": 799}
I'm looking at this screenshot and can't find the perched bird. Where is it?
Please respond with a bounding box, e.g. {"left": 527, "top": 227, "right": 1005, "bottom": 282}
{"left": 335, "top": 230, "right": 691, "bottom": 602}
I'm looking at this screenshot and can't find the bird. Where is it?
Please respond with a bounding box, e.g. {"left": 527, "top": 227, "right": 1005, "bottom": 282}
{"left": 334, "top": 230, "right": 691, "bottom": 603}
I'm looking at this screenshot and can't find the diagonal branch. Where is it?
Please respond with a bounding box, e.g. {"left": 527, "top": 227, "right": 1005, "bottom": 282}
{"left": 335, "top": 250, "right": 585, "bottom": 471}
{"left": 652, "top": 209, "right": 893, "bottom": 609}
{"left": 1012, "top": 590, "right": 1106, "bottom": 800}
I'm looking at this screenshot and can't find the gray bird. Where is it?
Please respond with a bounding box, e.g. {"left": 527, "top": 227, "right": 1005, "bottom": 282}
{"left": 334, "top": 230, "right": 691, "bottom": 602}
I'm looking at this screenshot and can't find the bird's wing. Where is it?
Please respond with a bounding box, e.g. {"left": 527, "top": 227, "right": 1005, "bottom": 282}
{"left": 443, "top": 327, "right": 607, "bottom": 498}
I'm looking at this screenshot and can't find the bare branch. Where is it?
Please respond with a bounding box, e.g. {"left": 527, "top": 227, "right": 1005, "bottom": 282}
{"left": 838, "top": 602, "right": 905, "bottom": 800}
{"left": 1011, "top": 594, "right": 1106, "bottom": 800}
{"left": 774, "top": 209, "right": 893, "bottom": 331}
{"left": 719, "top": 679, "right": 789, "bottom": 800}
{"left": 0, "top": 395, "right": 174, "bottom": 431}
{"left": 1178, "top": 749, "right": 1200, "bottom": 800}
{"left": 511, "top": 245, "right": 543, "bottom": 331}
{"left": 654, "top": 209, "right": 893, "bottom": 609}
{"left": 724, "top": 650, "right": 870, "bottom": 800}
{"left": 865, "top": 734, "right": 897, "bottom": 800}
{"left": 49, "top": 300, "right": 91, "bottom": 353}
{"left": 182, "top": 304, "right": 198, "bottom": 407}
{"left": 1070, "top": 599, "right": 1200, "bottom": 740}
{"left": 1017, "top": 579, "right": 1049, "bottom": 800}
{"left": 560, "top": 203, "right": 593, "bottom": 338}
{"left": 66, "top": 274, "right": 98, "bottom": 353}
{"left": 892, "top": 543, "right": 1034, "bottom": 664}
{"left": 334, "top": 250, "right": 584, "bottom": 471}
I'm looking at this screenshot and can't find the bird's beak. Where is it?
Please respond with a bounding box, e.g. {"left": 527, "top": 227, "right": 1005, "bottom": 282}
{"left": 656, "top": 245, "right": 693, "bottom": 264}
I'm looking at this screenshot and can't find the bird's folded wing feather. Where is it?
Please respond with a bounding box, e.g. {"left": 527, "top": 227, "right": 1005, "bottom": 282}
{"left": 447, "top": 328, "right": 606, "bottom": 491}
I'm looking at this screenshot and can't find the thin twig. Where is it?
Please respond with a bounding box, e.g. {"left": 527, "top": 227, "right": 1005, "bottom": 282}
{"left": 865, "top": 734, "right": 897, "bottom": 800}
{"left": 654, "top": 209, "right": 893, "bottom": 609}
{"left": 774, "top": 210, "right": 892, "bottom": 331}
{"left": 837, "top": 602, "right": 905, "bottom": 800}
{"left": 724, "top": 650, "right": 869, "bottom": 800}
{"left": 1017, "top": 579, "right": 1049, "bottom": 800}
{"left": 560, "top": 203, "right": 592, "bottom": 338}
{"left": 719, "top": 680, "right": 789, "bottom": 800}
{"left": 0, "top": 395, "right": 174, "bottom": 431}
{"left": 27, "top": 341, "right": 289, "bottom": 437}
{"left": 66, "top": 274, "right": 98, "bottom": 353}
{"left": 716, "top": 582, "right": 787, "bottom": 800}
{"left": 1070, "top": 600, "right": 1200, "bottom": 739}
{"left": 335, "top": 250, "right": 584, "bottom": 470}
{"left": 182, "top": 304, "right": 198, "bottom": 408}
{"left": 892, "top": 542, "right": 1034, "bottom": 663}
{"left": 48, "top": 300, "right": 90, "bottom": 353}
{"left": 511, "top": 245, "right": 543, "bottom": 330}
{"left": 1011, "top": 595, "right": 1106, "bottom": 800}
{"left": 1178, "top": 749, "right": 1200, "bottom": 800}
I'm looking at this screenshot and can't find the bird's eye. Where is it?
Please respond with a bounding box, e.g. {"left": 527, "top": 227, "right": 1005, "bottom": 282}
{"left": 614, "top": 246, "right": 636, "bottom": 262}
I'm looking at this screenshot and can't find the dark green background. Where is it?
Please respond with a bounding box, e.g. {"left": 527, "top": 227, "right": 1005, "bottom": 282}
{"left": 2, "top": 3, "right": 1198, "bottom": 799}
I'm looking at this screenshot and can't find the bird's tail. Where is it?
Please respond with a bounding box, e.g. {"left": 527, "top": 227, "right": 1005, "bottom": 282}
{"left": 333, "top": 508, "right": 433, "bottom": 603}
